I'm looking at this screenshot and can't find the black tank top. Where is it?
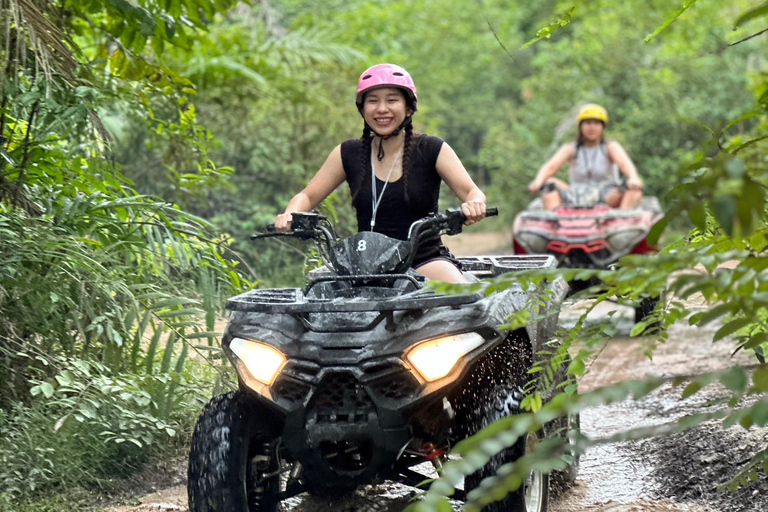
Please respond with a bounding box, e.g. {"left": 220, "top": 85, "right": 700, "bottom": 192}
{"left": 340, "top": 134, "right": 455, "bottom": 268}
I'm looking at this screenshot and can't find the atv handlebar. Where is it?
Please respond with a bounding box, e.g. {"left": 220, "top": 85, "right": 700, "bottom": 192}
{"left": 254, "top": 208, "right": 497, "bottom": 241}
{"left": 251, "top": 207, "right": 498, "bottom": 271}
{"left": 251, "top": 212, "right": 333, "bottom": 241}
{"left": 404, "top": 207, "right": 497, "bottom": 268}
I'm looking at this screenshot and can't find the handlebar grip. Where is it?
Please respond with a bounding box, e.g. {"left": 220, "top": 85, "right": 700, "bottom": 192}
{"left": 486, "top": 207, "right": 498, "bottom": 217}
{"left": 265, "top": 224, "right": 277, "bottom": 233}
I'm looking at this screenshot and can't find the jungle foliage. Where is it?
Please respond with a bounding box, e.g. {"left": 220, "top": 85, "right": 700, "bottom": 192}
{"left": 411, "top": 1, "right": 768, "bottom": 510}
{"left": 0, "top": 0, "right": 246, "bottom": 505}
{"left": 0, "top": 0, "right": 767, "bottom": 510}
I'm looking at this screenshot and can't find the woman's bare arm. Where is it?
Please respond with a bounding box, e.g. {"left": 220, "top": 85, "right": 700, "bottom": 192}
{"left": 435, "top": 142, "right": 487, "bottom": 224}
{"left": 529, "top": 143, "right": 574, "bottom": 192}
{"left": 275, "top": 145, "right": 347, "bottom": 230}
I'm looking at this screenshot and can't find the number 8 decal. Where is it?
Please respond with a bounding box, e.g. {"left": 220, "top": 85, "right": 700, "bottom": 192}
{"left": 357, "top": 240, "right": 367, "bottom": 251}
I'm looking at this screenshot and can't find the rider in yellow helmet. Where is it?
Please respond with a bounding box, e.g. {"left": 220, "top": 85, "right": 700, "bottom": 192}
{"left": 577, "top": 103, "right": 609, "bottom": 124}
{"left": 528, "top": 103, "right": 644, "bottom": 210}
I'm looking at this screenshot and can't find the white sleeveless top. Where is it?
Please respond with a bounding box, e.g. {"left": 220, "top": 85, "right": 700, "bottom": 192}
{"left": 569, "top": 142, "right": 619, "bottom": 185}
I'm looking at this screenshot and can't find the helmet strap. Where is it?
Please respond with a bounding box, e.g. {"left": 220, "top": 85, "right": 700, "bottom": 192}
{"left": 367, "top": 116, "right": 412, "bottom": 161}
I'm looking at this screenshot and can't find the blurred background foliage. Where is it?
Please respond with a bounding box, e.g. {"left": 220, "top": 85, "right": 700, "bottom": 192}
{"left": 1, "top": 0, "right": 767, "bottom": 509}
{"left": 111, "top": 0, "right": 762, "bottom": 285}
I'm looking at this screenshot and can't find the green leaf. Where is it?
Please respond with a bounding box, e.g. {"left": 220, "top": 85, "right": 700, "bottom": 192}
{"left": 732, "top": 135, "right": 768, "bottom": 155}
{"left": 41, "top": 382, "right": 55, "bottom": 398}
{"left": 55, "top": 371, "right": 74, "bottom": 386}
{"left": 521, "top": 7, "right": 575, "bottom": 49}
{"left": 682, "top": 381, "right": 702, "bottom": 399}
{"left": 630, "top": 321, "right": 648, "bottom": 337}
{"left": 105, "top": 0, "right": 156, "bottom": 36}
{"left": 739, "top": 257, "right": 768, "bottom": 271}
{"left": 645, "top": 0, "right": 700, "bottom": 41}
{"left": 743, "top": 333, "right": 768, "bottom": 350}
{"left": 751, "top": 401, "right": 768, "bottom": 426}
{"left": 54, "top": 416, "right": 68, "bottom": 432}
{"left": 687, "top": 201, "right": 707, "bottom": 231}
{"left": 145, "top": 325, "right": 165, "bottom": 374}
{"left": 734, "top": 2, "right": 768, "bottom": 28}
{"left": 720, "top": 367, "right": 748, "bottom": 393}
{"left": 151, "top": 297, "right": 200, "bottom": 309}
{"left": 713, "top": 196, "right": 737, "bottom": 237}
{"left": 696, "top": 303, "right": 737, "bottom": 326}
{"left": 567, "top": 358, "right": 585, "bottom": 376}
{"left": 157, "top": 307, "right": 204, "bottom": 319}
{"left": 753, "top": 366, "right": 768, "bottom": 392}
{"left": 648, "top": 207, "right": 676, "bottom": 245}
{"left": 713, "top": 318, "right": 752, "bottom": 342}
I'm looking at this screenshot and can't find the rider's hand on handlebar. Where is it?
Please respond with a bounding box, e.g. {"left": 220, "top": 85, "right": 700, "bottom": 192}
{"left": 626, "top": 177, "right": 644, "bottom": 191}
{"left": 528, "top": 178, "right": 543, "bottom": 194}
{"left": 274, "top": 213, "right": 293, "bottom": 232}
{"left": 461, "top": 200, "right": 486, "bottom": 226}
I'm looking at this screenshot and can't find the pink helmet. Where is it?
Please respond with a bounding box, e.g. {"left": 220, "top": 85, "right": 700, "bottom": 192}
{"left": 355, "top": 63, "right": 418, "bottom": 111}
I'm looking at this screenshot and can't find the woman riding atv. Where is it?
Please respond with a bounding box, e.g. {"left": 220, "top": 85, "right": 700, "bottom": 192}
{"left": 527, "top": 103, "right": 644, "bottom": 210}
{"left": 275, "top": 63, "right": 487, "bottom": 283}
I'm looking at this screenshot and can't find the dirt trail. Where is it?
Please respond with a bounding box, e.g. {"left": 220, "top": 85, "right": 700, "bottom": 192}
{"left": 105, "top": 233, "right": 768, "bottom": 512}
{"left": 550, "top": 300, "right": 764, "bottom": 512}
{"left": 442, "top": 230, "right": 513, "bottom": 256}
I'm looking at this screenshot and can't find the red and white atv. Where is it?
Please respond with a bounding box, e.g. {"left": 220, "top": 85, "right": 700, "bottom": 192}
{"left": 512, "top": 183, "right": 663, "bottom": 322}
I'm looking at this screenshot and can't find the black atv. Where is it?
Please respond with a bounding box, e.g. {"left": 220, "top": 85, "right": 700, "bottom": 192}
{"left": 187, "top": 208, "right": 576, "bottom": 512}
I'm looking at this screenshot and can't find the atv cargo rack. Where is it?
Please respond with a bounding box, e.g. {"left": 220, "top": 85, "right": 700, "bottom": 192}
{"left": 459, "top": 255, "right": 556, "bottom": 277}
{"left": 226, "top": 285, "right": 480, "bottom": 314}
{"left": 226, "top": 255, "right": 557, "bottom": 314}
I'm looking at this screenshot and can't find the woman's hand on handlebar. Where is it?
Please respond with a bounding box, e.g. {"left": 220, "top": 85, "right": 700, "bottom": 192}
{"left": 528, "top": 178, "right": 543, "bottom": 194}
{"left": 274, "top": 212, "right": 293, "bottom": 232}
{"left": 626, "top": 177, "right": 644, "bottom": 191}
{"left": 461, "top": 200, "right": 486, "bottom": 225}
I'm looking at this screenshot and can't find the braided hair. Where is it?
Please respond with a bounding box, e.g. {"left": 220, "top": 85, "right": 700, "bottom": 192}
{"left": 401, "top": 120, "right": 415, "bottom": 206}
{"left": 352, "top": 124, "right": 374, "bottom": 203}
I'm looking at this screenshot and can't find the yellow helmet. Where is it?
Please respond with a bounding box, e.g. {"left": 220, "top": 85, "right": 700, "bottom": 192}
{"left": 577, "top": 103, "right": 609, "bottom": 124}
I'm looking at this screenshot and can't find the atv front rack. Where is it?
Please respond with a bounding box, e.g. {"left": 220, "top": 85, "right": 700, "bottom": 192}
{"left": 226, "top": 256, "right": 557, "bottom": 314}
{"left": 226, "top": 281, "right": 482, "bottom": 314}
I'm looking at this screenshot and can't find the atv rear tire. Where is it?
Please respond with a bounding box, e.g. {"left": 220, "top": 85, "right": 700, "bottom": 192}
{"left": 549, "top": 410, "right": 580, "bottom": 494}
{"left": 634, "top": 295, "right": 662, "bottom": 335}
{"left": 634, "top": 295, "right": 658, "bottom": 323}
{"left": 464, "top": 394, "right": 549, "bottom": 512}
{"left": 188, "top": 391, "right": 282, "bottom": 512}
{"left": 453, "top": 333, "right": 549, "bottom": 512}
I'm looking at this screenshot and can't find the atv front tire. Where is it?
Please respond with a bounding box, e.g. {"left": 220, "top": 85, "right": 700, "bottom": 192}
{"left": 188, "top": 391, "right": 282, "bottom": 512}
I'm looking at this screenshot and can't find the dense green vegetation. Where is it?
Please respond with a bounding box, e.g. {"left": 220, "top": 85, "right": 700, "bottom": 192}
{"left": 0, "top": 0, "right": 767, "bottom": 510}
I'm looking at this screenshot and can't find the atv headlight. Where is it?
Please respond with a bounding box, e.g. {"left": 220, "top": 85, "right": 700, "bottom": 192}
{"left": 514, "top": 232, "right": 548, "bottom": 253}
{"left": 229, "top": 337, "right": 286, "bottom": 385}
{"left": 406, "top": 333, "right": 485, "bottom": 382}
